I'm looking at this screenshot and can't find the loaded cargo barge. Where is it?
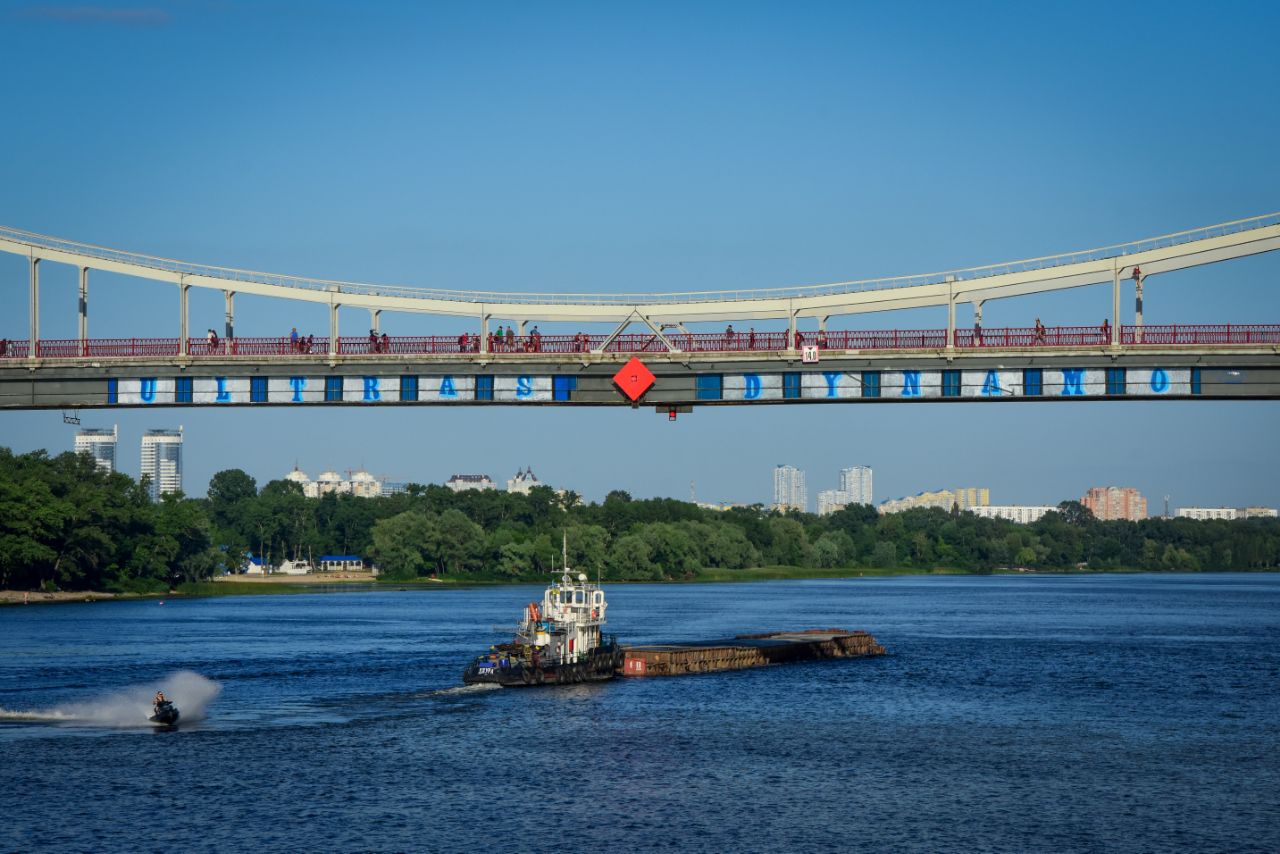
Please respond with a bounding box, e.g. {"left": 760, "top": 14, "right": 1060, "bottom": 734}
{"left": 619, "top": 628, "right": 885, "bottom": 677}
{"left": 462, "top": 546, "right": 885, "bottom": 686}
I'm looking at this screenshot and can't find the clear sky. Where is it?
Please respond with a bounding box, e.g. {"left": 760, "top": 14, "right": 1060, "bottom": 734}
{"left": 0, "top": 0, "right": 1277, "bottom": 509}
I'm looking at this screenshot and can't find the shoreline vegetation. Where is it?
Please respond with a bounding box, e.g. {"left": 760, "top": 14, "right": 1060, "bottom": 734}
{"left": 2, "top": 447, "right": 1278, "bottom": 601}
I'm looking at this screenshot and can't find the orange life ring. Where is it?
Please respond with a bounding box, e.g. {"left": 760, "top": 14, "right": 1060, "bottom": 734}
{"left": 528, "top": 602, "right": 541, "bottom": 623}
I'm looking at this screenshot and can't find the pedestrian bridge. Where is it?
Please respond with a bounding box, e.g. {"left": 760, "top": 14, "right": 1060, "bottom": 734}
{"left": 1, "top": 214, "right": 1278, "bottom": 411}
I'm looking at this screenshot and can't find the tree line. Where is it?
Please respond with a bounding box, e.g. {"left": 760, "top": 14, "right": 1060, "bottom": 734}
{"left": 1, "top": 446, "right": 1278, "bottom": 591}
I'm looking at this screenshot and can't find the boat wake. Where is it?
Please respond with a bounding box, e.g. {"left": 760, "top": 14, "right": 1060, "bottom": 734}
{"left": 0, "top": 671, "right": 221, "bottom": 727}
{"left": 416, "top": 683, "right": 503, "bottom": 699}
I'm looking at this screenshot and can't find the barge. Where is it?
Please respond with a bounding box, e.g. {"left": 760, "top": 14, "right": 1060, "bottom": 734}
{"left": 462, "top": 537, "right": 884, "bottom": 686}
{"left": 618, "top": 628, "right": 884, "bottom": 677}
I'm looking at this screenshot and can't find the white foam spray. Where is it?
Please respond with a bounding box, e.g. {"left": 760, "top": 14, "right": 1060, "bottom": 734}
{"left": 0, "top": 671, "right": 221, "bottom": 727}
{"left": 416, "top": 683, "right": 503, "bottom": 699}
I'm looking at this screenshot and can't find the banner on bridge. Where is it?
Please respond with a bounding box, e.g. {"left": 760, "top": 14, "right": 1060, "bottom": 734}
{"left": 105, "top": 368, "right": 1194, "bottom": 405}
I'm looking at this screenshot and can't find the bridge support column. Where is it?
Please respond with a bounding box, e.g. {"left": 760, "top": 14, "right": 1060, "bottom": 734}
{"left": 1111, "top": 270, "right": 1121, "bottom": 345}
{"left": 516, "top": 320, "right": 525, "bottom": 336}
{"left": 224, "top": 291, "right": 235, "bottom": 353}
{"left": 28, "top": 257, "right": 39, "bottom": 359}
{"left": 480, "top": 309, "right": 489, "bottom": 354}
{"left": 78, "top": 267, "right": 88, "bottom": 355}
{"left": 945, "top": 275, "right": 956, "bottom": 350}
{"left": 178, "top": 281, "right": 190, "bottom": 356}
{"left": 329, "top": 302, "right": 340, "bottom": 357}
{"left": 369, "top": 308, "right": 381, "bottom": 335}
{"left": 1134, "top": 273, "right": 1144, "bottom": 343}
{"left": 787, "top": 303, "right": 797, "bottom": 351}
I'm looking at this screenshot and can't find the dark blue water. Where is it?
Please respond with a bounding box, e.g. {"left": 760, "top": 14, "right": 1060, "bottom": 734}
{"left": 2, "top": 574, "right": 1278, "bottom": 853}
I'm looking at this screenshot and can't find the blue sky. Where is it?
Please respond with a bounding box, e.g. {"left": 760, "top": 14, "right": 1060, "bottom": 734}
{"left": 0, "top": 0, "right": 1277, "bottom": 508}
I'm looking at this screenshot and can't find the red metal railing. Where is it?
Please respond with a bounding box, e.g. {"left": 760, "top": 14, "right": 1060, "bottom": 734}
{"left": 954, "top": 325, "right": 1113, "bottom": 348}
{"left": 1119, "top": 324, "right": 1280, "bottom": 345}
{"left": 0, "top": 339, "right": 30, "bottom": 358}
{"left": 2, "top": 324, "right": 1277, "bottom": 359}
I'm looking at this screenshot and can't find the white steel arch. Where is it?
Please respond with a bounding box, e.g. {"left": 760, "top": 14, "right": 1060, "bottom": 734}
{"left": 2, "top": 214, "right": 1278, "bottom": 330}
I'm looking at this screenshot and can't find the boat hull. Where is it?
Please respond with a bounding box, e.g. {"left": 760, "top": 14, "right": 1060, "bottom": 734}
{"left": 462, "top": 643, "right": 623, "bottom": 688}
{"left": 149, "top": 703, "right": 180, "bottom": 725}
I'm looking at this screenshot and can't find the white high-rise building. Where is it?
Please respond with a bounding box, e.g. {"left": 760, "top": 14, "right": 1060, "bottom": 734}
{"left": 816, "top": 490, "right": 844, "bottom": 516}
{"left": 816, "top": 465, "right": 874, "bottom": 516}
{"left": 140, "top": 428, "right": 183, "bottom": 501}
{"left": 74, "top": 426, "right": 118, "bottom": 474}
{"left": 838, "top": 465, "right": 873, "bottom": 506}
{"left": 773, "top": 465, "right": 807, "bottom": 513}
{"left": 970, "top": 505, "right": 1056, "bottom": 524}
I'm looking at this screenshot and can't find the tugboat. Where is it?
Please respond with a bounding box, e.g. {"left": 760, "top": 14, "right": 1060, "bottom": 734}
{"left": 462, "top": 540, "right": 623, "bottom": 687}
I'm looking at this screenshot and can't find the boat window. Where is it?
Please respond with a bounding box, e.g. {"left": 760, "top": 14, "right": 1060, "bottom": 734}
{"left": 593, "top": 592, "right": 603, "bottom": 605}
{"left": 574, "top": 591, "right": 584, "bottom": 604}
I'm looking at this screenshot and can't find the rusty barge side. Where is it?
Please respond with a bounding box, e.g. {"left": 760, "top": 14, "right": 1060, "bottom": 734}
{"left": 618, "top": 629, "right": 885, "bottom": 677}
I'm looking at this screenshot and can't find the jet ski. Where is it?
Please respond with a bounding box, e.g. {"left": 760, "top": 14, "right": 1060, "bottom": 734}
{"left": 149, "top": 700, "right": 180, "bottom": 726}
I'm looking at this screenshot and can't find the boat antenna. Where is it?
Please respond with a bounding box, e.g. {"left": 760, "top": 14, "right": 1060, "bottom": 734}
{"left": 562, "top": 530, "right": 570, "bottom": 583}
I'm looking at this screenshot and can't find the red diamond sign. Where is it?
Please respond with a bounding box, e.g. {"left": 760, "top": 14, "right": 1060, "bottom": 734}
{"left": 613, "top": 357, "right": 655, "bottom": 401}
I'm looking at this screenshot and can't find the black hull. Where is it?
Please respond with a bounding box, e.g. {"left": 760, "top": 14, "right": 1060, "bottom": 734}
{"left": 149, "top": 704, "right": 180, "bottom": 725}
{"left": 463, "top": 645, "right": 623, "bottom": 688}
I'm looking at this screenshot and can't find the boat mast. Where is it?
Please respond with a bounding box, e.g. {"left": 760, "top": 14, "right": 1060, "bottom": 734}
{"left": 562, "top": 530, "right": 570, "bottom": 585}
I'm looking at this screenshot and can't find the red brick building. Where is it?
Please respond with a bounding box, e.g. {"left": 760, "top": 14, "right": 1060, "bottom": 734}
{"left": 1081, "top": 487, "right": 1148, "bottom": 521}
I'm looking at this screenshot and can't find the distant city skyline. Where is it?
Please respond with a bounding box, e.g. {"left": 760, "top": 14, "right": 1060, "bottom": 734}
{"left": 52, "top": 422, "right": 1280, "bottom": 514}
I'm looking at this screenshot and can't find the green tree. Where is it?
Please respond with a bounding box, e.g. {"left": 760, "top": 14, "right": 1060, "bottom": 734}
{"left": 427, "top": 508, "right": 485, "bottom": 574}
{"left": 369, "top": 511, "right": 434, "bottom": 580}
{"left": 607, "top": 533, "right": 657, "bottom": 580}
{"left": 767, "top": 517, "right": 813, "bottom": 566}
{"left": 870, "top": 541, "right": 898, "bottom": 569}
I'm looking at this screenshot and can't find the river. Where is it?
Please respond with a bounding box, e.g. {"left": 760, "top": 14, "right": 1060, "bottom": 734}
{"left": 2, "top": 573, "right": 1277, "bottom": 852}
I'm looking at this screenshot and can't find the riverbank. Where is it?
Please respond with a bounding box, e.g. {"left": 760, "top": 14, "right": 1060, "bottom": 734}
{"left": 0, "top": 590, "right": 130, "bottom": 605}
{"left": 5, "top": 565, "right": 1270, "bottom": 604}
{"left": 0, "top": 571, "right": 392, "bottom": 605}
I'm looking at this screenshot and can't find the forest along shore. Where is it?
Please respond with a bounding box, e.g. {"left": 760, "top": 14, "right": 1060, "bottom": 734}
{"left": 4, "top": 446, "right": 1279, "bottom": 596}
